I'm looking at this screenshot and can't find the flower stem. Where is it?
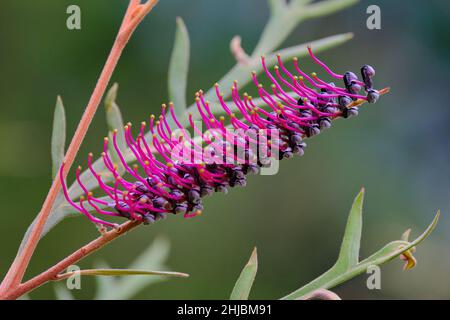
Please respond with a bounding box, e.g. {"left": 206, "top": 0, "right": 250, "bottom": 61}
{"left": 0, "top": 0, "right": 158, "bottom": 299}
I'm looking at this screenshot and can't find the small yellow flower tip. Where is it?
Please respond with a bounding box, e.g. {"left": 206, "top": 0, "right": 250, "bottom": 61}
{"left": 150, "top": 114, "right": 155, "bottom": 120}
{"left": 139, "top": 197, "right": 148, "bottom": 203}
{"left": 161, "top": 103, "right": 167, "bottom": 109}
{"left": 199, "top": 168, "right": 205, "bottom": 174}
{"left": 124, "top": 125, "right": 129, "bottom": 130}
{"left": 195, "top": 97, "right": 200, "bottom": 102}
{"left": 199, "top": 89, "right": 204, "bottom": 95}
{"left": 248, "top": 96, "right": 252, "bottom": 100}
{"left": 127, "top": 122, "right": 132, "bottom": 127}
{"left": 88, "top": 192, "right": 93, "bottom": 197}
{"left": 159, "top": 115, "right": 163, "bottom": 120}
{"left": 299, "top": 76, "right": 304, "bottom": 81}
{"left": 144, "top": 160, "right": 150, "bottom": 165}
{"left": 214, "top": 83, "right": 219, "bottom": 87}
{"left": 113, "top": 128, "right": 118, "bottom": 133}
{"left": 132, "top": 164, "right": 138, "bottom": 170}
{"left": 276, "top": 53, "right": 281, "bottom": 58}
{"left": 274, "top": 65, "right": 279, "bottom": 70}
{"left": 167, "top": 162, "right": 174, "bottom": 168}
{"left": 209, "top": 118, "right": 215, "bottom": 123}
{"left": 219, "top": 116, "right": 225, "bottom": 122}
{"left": 101, "top": 152, "right": 106, "bottom": 157}
{"left": 311, "top": 72, "right": 317, "bottom": 77}
{"left": 195, "top": 210, "right": 202, "bottom": 216}
{"left": 233, "top": 80, "right": 238, "bottom": 85}
{"left": 88, "top": 152, "right": 94, "bottom": 157}
{"left": 271, "top": 84, "right": 276, "bottom": 89}
{"left": 258, "top": 84, "right": 263, "bottom": 88}
{"left": 230, "top": 113, "right": 236, "bottom": 118}
{"left": 293, "top": 57, "right": 298, "bottom": 62}
{"left": 104, "top": 137, "right": 109, "bottom": 142}
{"left": 152, "top": 134, "right": 157, "bottom": 139}
{"left": 77, "top": 165, "right": 82, "bottom": 170}
{"left": 267, "top": 140, "right": 272, "bottom": 146}
{"left": 79, "top": 196, "right": 85, "bottom": 201}
{"left": 141, "top": 121, "right": 146, "bottom": 126}
{"left": 251, "top": 71, "right": 256, "bottom": 76}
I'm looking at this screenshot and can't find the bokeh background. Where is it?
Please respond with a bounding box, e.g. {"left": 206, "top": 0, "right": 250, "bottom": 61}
{"left": 0, "top": 0, "right": 449, "bottom": 299}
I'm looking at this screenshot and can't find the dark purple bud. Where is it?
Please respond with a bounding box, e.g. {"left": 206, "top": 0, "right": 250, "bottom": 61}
{"left": 362, "top": 65, "right": 376, "bottom": 78}
{"left": 342, "top": 107, "right": 359, "bottom": 118}
{"left": 143, "top": 214, "right": 156, "bottom": 225}
{"left": 235, "top": 178, "right": 247, "bottom": 187}
{"left": 293, "top": 145, "right": 305, "bottom": 156}
{"left": 246, "top": 164, "right": 259, "bottom": 175}
{"left": 188, "top": 189, "right": 201, "bottom": 204}
{"left": 174, "top": 203, "right": 188, "bottom": 215}
{"left": 290, "top": 133, "right": 303, "bottom": 144}
{"left": 361, "top": 65, "right": 375, "bottom": 90}
{"left": 343, "top": 71, "right": 358, "bottom": 87}
{"left": 134, "top": 181, "right": 148, "bottom": 193}
{"left": 200, "top": 185, "right": 214, "bottom": 197}
{"left": 367, "top": 89, "right": 380, "bottom": 103}
{"left": 306, "top": 124, "right": 320, "bottom": 137}
{"left": 216, "top": 184, "right": 229, "bottom": 194}
{"left": 349, "top": 81, "right": 362, "bottom": 94}
{"left": 319, "top": 118, "right": 332, "bottom": 129}
{"left": 152, "top": 197, "right": 172, "bottom": 210}
{"left": 338, "top": 96, "right": 352, "bottom": 109}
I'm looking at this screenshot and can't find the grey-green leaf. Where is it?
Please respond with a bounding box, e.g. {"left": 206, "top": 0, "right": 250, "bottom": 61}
{"left": 230, "top": 247, "right": 258, "bottom": 300}
{"left": 57, "top": 268, "right": 189, "bottom": 280}
{"left": 168, "top": 17, "right": 190, "bottom": 117}
{"left": 105, "top": 83, "right": 126, "bottom": 154}
{"left": 335, "top": 188, "right": 364, "bottom": 270}
{"left": 281, "top": 210, "right": 440, "bottom": 300}
{"left": 51, "top": 96, "right": 66, "bottom": 178}
{"left": 94, "top": 236, "right": 173, "bottom": 300}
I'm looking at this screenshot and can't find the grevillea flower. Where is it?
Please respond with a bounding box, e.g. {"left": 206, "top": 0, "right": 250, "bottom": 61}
{"left": 60, "top": 49, "right": 387, "bottom": 228}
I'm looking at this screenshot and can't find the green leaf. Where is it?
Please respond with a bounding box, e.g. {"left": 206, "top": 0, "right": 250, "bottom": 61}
{"left": 105, "top": 83, "right": 126, "bottom": 156}
{"left": 51, "top": 96, "right": 66, "bottom": 178}
{"left": 200, "top": 33, "right": 354, "bottom": 108}
{"left": 56, "top": 268, "right": 189, "bottom": 280}
{"left": 268, "top": 0, "right": 286, "bottom": 16}
{"left": 303, "top": 0, "right": 359, "bottom": 20}
{"left": 281, "top": 209, "right": 440, "bottom": 300}
{"left": 168, "top": 17, "right": 190, "bottom": 117}
{"left": 94, "top": 236, "right": 174, "bottom": 300}
{"left": 230, "top": 247, "right": 258, "bottom": 300}
{"left": 335, "top": 188, "right": 364, "bottom": 270}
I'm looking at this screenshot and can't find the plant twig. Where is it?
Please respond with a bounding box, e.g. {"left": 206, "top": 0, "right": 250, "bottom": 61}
{"left": 0, "top": 0, "right": 158, "bottom": 299}
{"left": 1, "top": 221, "right": 141, "bottom": 300}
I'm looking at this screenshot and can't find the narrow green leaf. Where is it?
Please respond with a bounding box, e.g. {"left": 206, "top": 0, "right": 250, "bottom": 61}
{"left": 200, "top": 33, "right": 354, "bottom": 107}
{"left": 105, "top": 83, "right": 126, "bottom": 154}
{"left": 302, "top": 0, "right": 359, "bottom": 20}
{"left": 281, "top": 211, "right": 440, "bottom": 300}
{"left": 230, "top": 247, "right": 258, "bottom": 300}
{"left": 51, "top": 96, "right": 66, "bottom": 178}
{"left": 268, "top": 0, "right": 286, "bottom": 16}
{"left": 168, "top": 17, "right": 190, "bottom": 117}
{"left": 335, "top": 188, "right": 364, "bottom": 270}
{"left": 95, "top": 237, "right": 172, "bottom": 300}
{"left": 57, "top": 268, "right": 189, "bottom": 280}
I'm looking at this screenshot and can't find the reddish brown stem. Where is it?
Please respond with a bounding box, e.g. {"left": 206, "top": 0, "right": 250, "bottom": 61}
{"left": 1, "top": 221, "right": 141, "bottom": 300}
{"left": 0, "top": 0, "right": 157, "bottom": 299}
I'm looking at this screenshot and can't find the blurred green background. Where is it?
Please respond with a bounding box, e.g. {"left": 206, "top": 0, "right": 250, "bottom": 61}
{"left": 0, "top": 0, "right": 449, "bottom": 299}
